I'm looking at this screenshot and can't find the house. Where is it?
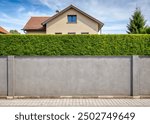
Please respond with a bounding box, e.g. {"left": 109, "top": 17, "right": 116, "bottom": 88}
{"left": 23, "top": 5, "right": 104, "bottom": 34}
{"left": 0, "top": 26, "right": 9, "bottom": 34}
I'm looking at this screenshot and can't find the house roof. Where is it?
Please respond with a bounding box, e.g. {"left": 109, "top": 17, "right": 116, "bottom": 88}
{"left": 23, "top": 17, "right": 50, "bottom": 30}
{"left": 0, "top": 26, "right": 9, "bottom": 34}
{"left": 42, "top": 5, "right": 104, "bottom": 29}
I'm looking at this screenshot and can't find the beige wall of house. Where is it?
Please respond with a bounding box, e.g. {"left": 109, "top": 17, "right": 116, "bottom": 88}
{"left": 46, "top": 9, "right": 99, "bottom": 34}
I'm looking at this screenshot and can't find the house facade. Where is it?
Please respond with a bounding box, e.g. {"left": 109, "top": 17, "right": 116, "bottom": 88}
{"left": 23, "top": 5, "right": 104, "bottom": 34}
{"left": 0, "top": 26, "right": 9, "bottom": 34}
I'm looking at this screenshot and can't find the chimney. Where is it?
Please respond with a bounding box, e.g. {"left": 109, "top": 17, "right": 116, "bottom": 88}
{"left": 56, "top": 10, "right": 59, "bottom": 13}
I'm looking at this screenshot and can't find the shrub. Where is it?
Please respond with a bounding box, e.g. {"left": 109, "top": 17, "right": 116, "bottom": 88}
{"left": 0, "top": 34, "right": 150, "bottom": 56}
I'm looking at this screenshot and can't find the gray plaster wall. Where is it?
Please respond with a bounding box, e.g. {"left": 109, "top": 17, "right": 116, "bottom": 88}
{"left": 139, "top": 57, "right": 150, "bottom": 95}
{"left": 15, "top": 57, "right": 131, "bottom": 96}
{"left": 1, "top": 56, "right": 150, "bottom": 97}
{"left": 0, "top": 57, "right": 7, "bottom": 95}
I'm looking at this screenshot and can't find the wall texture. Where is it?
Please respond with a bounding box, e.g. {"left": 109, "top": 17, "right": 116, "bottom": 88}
{"left": 0, "top": 57, "right": 7, "bottom": 95}
{"left": 139, "top": 57, "right": 150, "bottom": 95}
{"left": 0, "top": 56, "right": 150, "bottom": 97}
{"left": 15, "top": 57, "right": 131, "bottom": 96}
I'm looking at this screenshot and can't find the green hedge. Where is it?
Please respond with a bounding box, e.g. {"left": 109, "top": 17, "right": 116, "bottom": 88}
{"left": 0, "top": 34, "right": 150, "bottom": 56}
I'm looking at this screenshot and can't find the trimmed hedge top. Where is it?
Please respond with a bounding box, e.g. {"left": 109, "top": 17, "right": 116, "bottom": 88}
{"left": 0, "top": 34, "right": 150, "bottom": 56}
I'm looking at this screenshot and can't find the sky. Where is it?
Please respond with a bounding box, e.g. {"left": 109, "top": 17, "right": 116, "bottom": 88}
{"left": 0, "top": 0, "right": 150, "bottom": 34}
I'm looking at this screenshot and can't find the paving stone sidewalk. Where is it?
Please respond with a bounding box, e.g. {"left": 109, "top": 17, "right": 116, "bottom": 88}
{"left": 0, "top": 99, "right": 150, "bottom": 107}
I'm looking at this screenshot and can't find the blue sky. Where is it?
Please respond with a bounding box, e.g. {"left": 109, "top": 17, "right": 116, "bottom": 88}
{"left": 0, "top": 0, "right": 150, "bottom": 34}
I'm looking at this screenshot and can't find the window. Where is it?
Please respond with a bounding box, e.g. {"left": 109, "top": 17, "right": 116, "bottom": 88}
{"left": 68, "top": 15, "right": 77, "bottom": 23}
{"left": 55, "top": 32, "right": 62, "bottom": 34}
{"left": 68, "top": 32, "right": 76, "bottom": 34}
{"left": 81, "top": 32, "right": 89, "bottom": 34}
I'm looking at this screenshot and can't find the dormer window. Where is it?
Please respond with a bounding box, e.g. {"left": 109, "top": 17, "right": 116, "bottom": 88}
{"left": 68, "top": 15, "right": 77, "bottom": 23}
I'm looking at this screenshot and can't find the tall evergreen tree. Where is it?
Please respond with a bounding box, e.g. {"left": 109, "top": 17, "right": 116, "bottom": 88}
{"left": 127, "top": 8, "right": 147, "bottom": 34}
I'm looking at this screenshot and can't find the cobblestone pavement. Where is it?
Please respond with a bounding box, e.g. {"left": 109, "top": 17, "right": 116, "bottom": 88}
{"left": 0, "top": 99, "right": 150, "bottom": 107}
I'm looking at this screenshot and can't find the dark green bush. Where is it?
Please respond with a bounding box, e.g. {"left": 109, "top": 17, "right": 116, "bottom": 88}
{"left": 0, "top": 34, "right": 150, "bottom": 56}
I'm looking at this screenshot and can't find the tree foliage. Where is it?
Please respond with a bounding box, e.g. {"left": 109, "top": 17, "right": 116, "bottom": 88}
{"left": 10, "top": 30, "right": 20, "bottom": 34}
{"left": 146, "top": 27, "right": 150, "bottom": 34}
{"left": 127, "top": 8, "right": 147, "bottom": 34}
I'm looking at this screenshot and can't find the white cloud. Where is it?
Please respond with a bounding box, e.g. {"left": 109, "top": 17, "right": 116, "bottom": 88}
{"left": 103, "top": 22, "right": 127, "bottom": 34}
{"left": 26, "top": 11, "right": 50, "bottom": 17}
{"left": 18, "top": 6, "right": 25, "bottom": 13}
{"left": 39, "top": 0, "right": 71, "bottom": 10}
{"left": 0, "top": 10, "right": 50, "bottom": 33}
{"left": 0, "top": 12, "right": 25, "bottom": 25}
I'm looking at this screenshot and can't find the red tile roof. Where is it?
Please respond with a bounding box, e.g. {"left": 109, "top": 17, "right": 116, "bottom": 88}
{"left": 23, "top": 17, "right": 50, "bottom": 30}
{"left": 0, "top": 26, "right": 9, "bottom": 34}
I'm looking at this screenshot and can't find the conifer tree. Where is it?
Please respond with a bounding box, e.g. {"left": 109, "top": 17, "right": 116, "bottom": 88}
{"left": 127, "top": 8, "right": 147, "bottom": 34}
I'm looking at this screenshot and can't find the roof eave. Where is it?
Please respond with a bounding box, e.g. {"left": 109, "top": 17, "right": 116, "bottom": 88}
{"left": 23, "top": 28, "right": 46, "bottom": 31}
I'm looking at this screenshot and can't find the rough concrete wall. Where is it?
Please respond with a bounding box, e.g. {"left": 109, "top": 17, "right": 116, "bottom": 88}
{"left": 0, "top": 57, "right": 7, "bottom": 96}
{"left": 139, "top": 57, "right": 150, "bottom": 95}
{"left": 15, "top": 57, "right": 131, "bottom": 96}
{"left": 2, "top": 56, "right": 150, "bottom": 97}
